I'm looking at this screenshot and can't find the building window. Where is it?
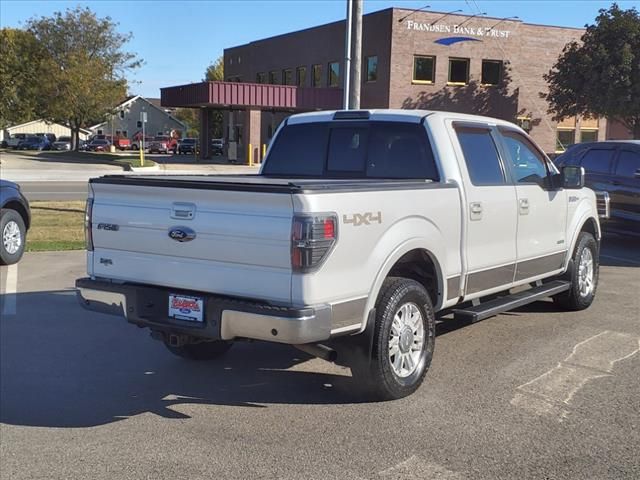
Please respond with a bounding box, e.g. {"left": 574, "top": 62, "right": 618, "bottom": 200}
{"left": 282, "top": 69, "right": 293, "bottom": 85}
{"left": 119, "top": 110, "right": 125, "bottom": 119}
{"left": 365, "top": 56, "right": 378, "bottom": 82}
{"left": 413, "top": 55, "right": 435, "bottom": 84}
{"left": 269, "top": 71, "right": 278, "bottom": 84}
{"left": 580, "top": 129, "right": 598, "bottom": 142}
{"left": 256, "top": 72, "right": 266, "bottom": 84}
{"left": 448, "top": 58, "right": 469, "bottom": 85}
{"left": 328, "top": 61, "right": 340, "bottom": 87}
{"left": 481, "top": 60, "right": 502, "bottom": 85}
{"left": 296, "top": 66, "right": 307, "bottom": 86}
{"left": 312, "top": 64, "right": 322, "bottom": 87}
{"left": 122, "top": 130, "right": 128, "bottom": 138}
{"left": 556, "top": 129, "right": 576, "bottom": 152}
{"left": 97, "top": 129, "right": 103, "bottom": 135}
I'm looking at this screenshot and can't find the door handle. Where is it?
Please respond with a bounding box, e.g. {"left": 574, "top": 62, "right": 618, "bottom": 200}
{"left": 470, "top": 202, "right": 483, "bottom": 220}
{"left": 519, "top": 198, "right": 529, "bottom": 215}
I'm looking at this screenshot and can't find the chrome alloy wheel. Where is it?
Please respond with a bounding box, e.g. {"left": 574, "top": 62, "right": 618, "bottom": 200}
{"left": 577, "top": 247, "right": 594, "bottom": 297}
{"left": 2, "top": 220, "right": 22, "bottom": 255}
{"left": 388, "top": 302, "right": 425, "bottom": 378}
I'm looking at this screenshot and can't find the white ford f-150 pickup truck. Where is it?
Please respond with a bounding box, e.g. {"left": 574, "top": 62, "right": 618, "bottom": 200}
{"left": 77, "top": 110, "right": 609, "bottom": 399}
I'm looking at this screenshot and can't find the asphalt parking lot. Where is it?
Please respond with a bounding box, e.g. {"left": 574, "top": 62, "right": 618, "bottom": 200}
{"left": 1, "top": 237, "right": 638, "bottom": 479}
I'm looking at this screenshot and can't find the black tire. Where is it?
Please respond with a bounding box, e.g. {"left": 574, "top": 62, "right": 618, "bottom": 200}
{"left": 553, "top": 231, "right": 599, "bottom": 311}
{"left": 164, "top": 340, "right": 233, "bottom": 360}
{"left": 356, "top": 277, "right": 436, "bottom": 400}
{"left": 131, "top": 144, "right": 139, "bottom": 151}
{"left": 0, "top": 209, "right": 27, "bottom": 265}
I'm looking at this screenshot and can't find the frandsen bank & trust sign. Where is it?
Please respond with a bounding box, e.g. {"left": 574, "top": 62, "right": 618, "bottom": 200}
{"left": 405, "top": 20, "right": 512, "bottom": 38}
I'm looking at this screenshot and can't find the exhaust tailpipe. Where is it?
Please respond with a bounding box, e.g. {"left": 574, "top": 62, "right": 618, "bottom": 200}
{"left": 293, "top": 343, "right": 337, "bottom": 362}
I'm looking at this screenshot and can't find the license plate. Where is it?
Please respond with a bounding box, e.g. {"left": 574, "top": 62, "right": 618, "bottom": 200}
{"left": 168, "top": 294, "right": 204, "bottom": 323}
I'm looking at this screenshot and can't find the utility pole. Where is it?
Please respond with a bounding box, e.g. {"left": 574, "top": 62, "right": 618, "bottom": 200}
{"left": 343, "top": 0, "right": 353, "bottom": 109}
{"left": 349, "top": 0, "right": 363, "bottom": 110}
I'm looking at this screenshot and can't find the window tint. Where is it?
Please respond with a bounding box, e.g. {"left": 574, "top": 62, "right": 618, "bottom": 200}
{"left": 449, "top": 58, "right": 469, "bottom": 84}
{"left": 481, "top": 60, "right": 501, "bottom": 85}
{"left": 263, "top": 122, "right": 439, "bottom": 180}
{"left": 615, "top": 150, "right": 640, "bottom": 178}
{"left": 328, "top": 62, "right": 340, "bottom": 87}
{"left": 327, "top": 128, "right": 368, "bottom": 173}
{"left": 366, "top": 56, "right": 378, "bottom": 82}
{"left": 502, "top": 132, "right": 548, "bottom": 183}
{"left": 456, "top": 128, "right": 505, "bottom": 185}
{"left": 580, "top": 149, "right": 613, "bottom": 174}
{"left": 367, "top": 123, "right": 438, "bottom": 180}
{"left": 263, "top": 123, "right": 328, "bottom": 176}
{"left": 413, "top": 56, "right": 435, "bottom": 83}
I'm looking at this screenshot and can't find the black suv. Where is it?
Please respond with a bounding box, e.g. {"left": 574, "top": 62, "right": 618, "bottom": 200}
{"left": 555, "top": 141, "right": 640, "bottom": 236}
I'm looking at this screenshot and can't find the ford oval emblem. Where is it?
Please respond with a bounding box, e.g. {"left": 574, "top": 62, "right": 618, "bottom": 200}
{"left": 168, "top": 227, "right": 196, "bottom": 242}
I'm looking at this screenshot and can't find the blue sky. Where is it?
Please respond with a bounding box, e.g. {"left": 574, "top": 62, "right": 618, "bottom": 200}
{"left": 2, "top": 0, "right": 638, "bottom": 97}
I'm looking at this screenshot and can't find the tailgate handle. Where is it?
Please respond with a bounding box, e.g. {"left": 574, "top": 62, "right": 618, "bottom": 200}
{"left": 171, "top": 203, "right": 196, "bottom": 220}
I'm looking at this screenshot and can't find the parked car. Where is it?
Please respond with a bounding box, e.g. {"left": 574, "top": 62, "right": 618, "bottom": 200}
{"left": 36, "top": 133, "right": 56, "bottom": 143}
{"left": 51, "top": 136, "right": 72, "bottom": 151}
{"left": 16, "top": 135, "right": 50, "bottom": 151}
{"left": 177, "top": 138, "right": 198, "bottom": 154}
{"left": 0, "top": 179, "right": 30, "bottom": 265}
{"left": 211, "top": 138, "right": 224, "bottom": 156}
{"left": 131, "top": 136, "right": 155, "bottom": 151}
{"left": 86, "top": 139, "right": 111, "bottom": 152}
{"left": 4, "top": 133, "right": 28, "bottom": 149}
{"left": 77, "top": 110, "right": 607, "bottom": 400}
{"left": 112, "top": 137, "right": 131, "bottom": 151}
{"left": 148, "top": 135, "right": 174, "bottom": 154}
{"left": 555, "top": 140, "right": 640, "bottom": 236}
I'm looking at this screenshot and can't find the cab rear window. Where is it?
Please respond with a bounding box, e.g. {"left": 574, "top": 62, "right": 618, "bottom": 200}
{"left": 263, "top": 121, "right": 439, "bottom": 180}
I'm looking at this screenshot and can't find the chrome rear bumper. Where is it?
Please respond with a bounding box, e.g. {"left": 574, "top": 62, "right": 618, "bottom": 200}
{"left": 76, "top": 277, "right": 332, "bottom": 344}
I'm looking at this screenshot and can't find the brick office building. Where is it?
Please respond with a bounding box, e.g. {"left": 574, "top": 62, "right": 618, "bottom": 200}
{"left": 221, "top": 7, "right": 633, "bottom": 155}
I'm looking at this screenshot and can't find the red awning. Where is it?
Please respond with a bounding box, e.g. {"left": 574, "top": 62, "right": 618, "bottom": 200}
{"left": 161, "top": 81, "right": 343, "bottom": 110}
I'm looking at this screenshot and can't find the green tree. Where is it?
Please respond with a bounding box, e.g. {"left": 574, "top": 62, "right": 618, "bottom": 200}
{"left": 204, "top": 56, "right": 224, "bottom": 82}
{"left": 174, "top": 108, "right": 199, "bottom": 137}
{"left": 26, "top": 6, "right": 141, "bottom": 149}
{"left": 543, "top": 3, "right": 640, "bottom": 138}
{"left": 203, "top": 56, "right": 225, "bottom": 138}
{"left": 0, "top": 28, "right": 43, "bottom": 129}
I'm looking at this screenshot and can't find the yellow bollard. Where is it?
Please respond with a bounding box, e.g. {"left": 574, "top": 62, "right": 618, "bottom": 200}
{"left": 262, "top": 143, "right": 266, "bottom": 162}
{"left": 248, "top": 143, "right": 253, "bottom": 166}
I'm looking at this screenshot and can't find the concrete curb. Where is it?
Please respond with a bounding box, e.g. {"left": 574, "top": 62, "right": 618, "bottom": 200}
{"left": 130, "top": 164, "right": 160, "bottom": 173}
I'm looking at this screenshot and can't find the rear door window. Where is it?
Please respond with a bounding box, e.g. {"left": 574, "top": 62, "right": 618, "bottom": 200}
{"left": 263, "top": 121, "right": 439, "bottom": 180}
{"left": 580, "top": 149, "right": 614, "bottom": 174}
{"left": 455, "top": 127, "right": 505, "bottom": 185}
{"left": 614, "top": 150, "right": 640, "bottom": 178}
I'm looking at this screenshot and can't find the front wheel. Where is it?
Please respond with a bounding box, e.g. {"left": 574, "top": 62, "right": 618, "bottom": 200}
{"left": 354, "top": 277, "right": 435, "bottom": 400}
{"left": 164, "top": 340, "right": 233, "bottom": 360}
{"left": 554, "top": 231, "right": 599, "bottom": 311}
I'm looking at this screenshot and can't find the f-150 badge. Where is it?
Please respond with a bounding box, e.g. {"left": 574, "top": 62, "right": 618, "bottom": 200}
{"left": 343, "top": 212, "right": 382, "bottom": 226}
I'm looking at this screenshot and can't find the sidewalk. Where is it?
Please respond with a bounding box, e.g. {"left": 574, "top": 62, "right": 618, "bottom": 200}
{"left": 1, "top": 150, "right": 260, "bottom": 182}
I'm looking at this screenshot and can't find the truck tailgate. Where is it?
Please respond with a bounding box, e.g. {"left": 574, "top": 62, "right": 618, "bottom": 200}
{"left": 89, "top": 177, "right": 294, "bottom": 303}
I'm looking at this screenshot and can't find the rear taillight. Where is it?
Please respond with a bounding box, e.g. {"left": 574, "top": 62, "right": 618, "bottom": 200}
{"left": 291, "top": 214, "right": 338, "bottom": 272}
{"left": 85, "top": 198, "right": 94, "bottom": 251}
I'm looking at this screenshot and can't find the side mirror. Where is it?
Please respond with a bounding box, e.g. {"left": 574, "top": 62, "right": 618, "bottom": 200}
{"left": 561, "top": 165, "right": 585, "bottom": 189}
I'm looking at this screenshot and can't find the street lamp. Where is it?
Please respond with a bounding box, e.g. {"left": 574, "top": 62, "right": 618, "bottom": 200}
{"left": 430, "top": 9, "right": 463, "bottom": 26}
{"left": 398, "top": 4, "right": 431, "bottom": 23}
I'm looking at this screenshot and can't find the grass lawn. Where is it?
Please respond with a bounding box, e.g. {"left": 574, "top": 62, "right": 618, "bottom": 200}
{"left": 26, "top": 201, "right": 86, "bottom": 252}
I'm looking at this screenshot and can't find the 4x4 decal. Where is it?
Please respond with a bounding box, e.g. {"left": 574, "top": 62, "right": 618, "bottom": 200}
{"left": 343, "top": 212, "right": 382, "bottom": 226}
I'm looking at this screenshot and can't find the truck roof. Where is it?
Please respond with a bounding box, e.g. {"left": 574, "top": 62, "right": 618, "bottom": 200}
{"left": 287, "top": 109, "right": 520, "bottom": 129}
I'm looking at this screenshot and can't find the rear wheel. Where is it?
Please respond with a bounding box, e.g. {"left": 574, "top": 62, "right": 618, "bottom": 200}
{"left": 164, "top": 340, "right": 233, "bottom": 360}
{"left": 554, "top": 231, "right": 599, "bottom": 311}
{"left": 354, "top": 277, "right": 435, "bottom": 400}
{"left": 1, "top": 209, "right": 27, "bottom": 265}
